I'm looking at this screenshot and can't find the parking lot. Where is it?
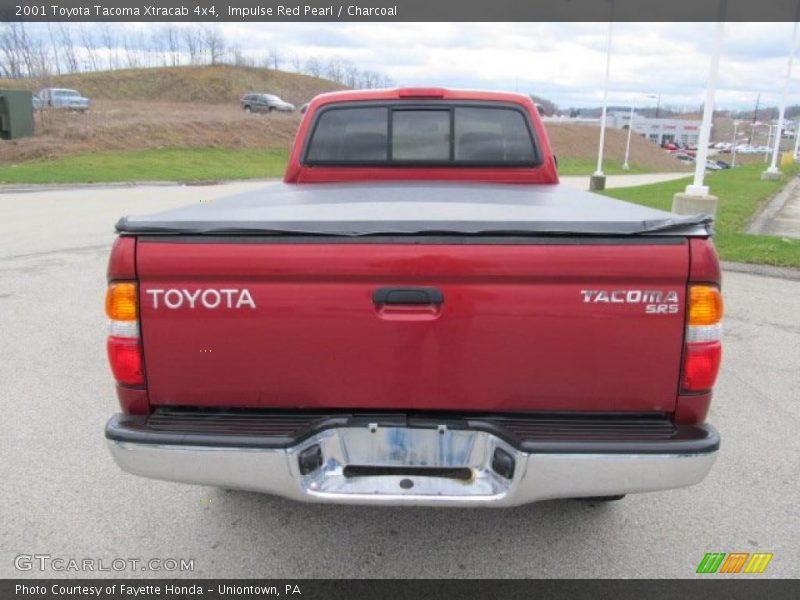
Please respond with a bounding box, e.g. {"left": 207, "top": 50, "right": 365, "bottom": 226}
{"left": 1, "top": 182, "right": 798, "bottom": 578}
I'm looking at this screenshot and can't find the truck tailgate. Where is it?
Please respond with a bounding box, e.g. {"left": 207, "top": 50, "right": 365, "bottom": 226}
{"left": 137, "top": 239, "right": 688, "bottom": 413}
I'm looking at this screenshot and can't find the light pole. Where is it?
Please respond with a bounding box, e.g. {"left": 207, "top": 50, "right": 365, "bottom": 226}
{"left": 590, "top": 3, "right": 614, "bottom": 191}
{"left": 764, "top": 19, "right": 799, "bottom": 178}
{"left": 622, "top": 105, "right": 635, "bottom": 171}
{"left": 764, "top": 123, "right": 775, "bottom": 164}
{"left": 622, "top": 94, "right": 657, "bottom": 171}
{"left": 793, "top": 119, "right": 800, "bottom": 159}
{"left": 672, "top": 4, "right": 725, "bottom": 217}
{"left": 687, "top": 20, "right": 724, "bottom": 195}
{"left": 731, "top": 121, "right": 740, "bottom": 167}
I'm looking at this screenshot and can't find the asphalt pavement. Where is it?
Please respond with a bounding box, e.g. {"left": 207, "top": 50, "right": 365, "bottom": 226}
{"left": 0, "top": 183, "right": 798, "bottom": 578}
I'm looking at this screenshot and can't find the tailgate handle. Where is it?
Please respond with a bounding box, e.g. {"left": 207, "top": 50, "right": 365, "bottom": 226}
{"left": 373, "top": 287, "right": 444, "bottom": 306}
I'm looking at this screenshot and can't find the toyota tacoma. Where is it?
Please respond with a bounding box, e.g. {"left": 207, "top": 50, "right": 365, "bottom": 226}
{"left": 104, "top": 88, "right": 722, "bottom": 506}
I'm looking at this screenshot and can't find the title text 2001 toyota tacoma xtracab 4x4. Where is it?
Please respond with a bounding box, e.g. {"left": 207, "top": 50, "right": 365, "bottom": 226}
{"left": 104, "top": 88, "right": 722, "bottom": 506}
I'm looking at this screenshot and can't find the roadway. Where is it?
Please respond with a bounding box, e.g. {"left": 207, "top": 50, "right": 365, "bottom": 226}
{"left": 0, "top": 182, "right": 797, "bottom": 578}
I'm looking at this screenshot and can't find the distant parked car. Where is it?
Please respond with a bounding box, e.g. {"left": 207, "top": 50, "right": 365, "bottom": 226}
{"left": 713, "top": 160, "right": 732, "bottom": 169}
{"left": 35, "top": 88, "right": 90, "bottom": 111}
{"left": 240, "top": 93, "right": 295, "bottom": 113}
{"left": 674, "top": 153, "right": 694, "bottom": 163}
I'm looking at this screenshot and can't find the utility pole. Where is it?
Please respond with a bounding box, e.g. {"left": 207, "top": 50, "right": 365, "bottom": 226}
{"left": 753, "top": 93, "right": 760, "bottom": 125}
{"left": 749, "top": 93, "right": 760, "bottom": 144}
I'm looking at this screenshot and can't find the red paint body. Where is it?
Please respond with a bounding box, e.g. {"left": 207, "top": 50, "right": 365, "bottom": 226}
{"left": 107, "top": 89, "right": 723, "bottom": 424}
{"left": 135, "top": 240, "right": 692, "bottom": 413}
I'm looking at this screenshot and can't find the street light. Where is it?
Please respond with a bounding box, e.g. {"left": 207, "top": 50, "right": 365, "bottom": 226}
{"left": 764, "top": 123, "right": 776, "bottom": 164}
{"left": 622, "top": 105, "right": 635, "bottom": 171}
{"left": 591, "top": 13, "right": 614, "bottom": 191}
{"left": 685, "top": 19, "right": 725, "bottom": 197}
{"left": 793, "top": 119, "right": 800, "bottom": 159}
{"left": 765, "top": 19, "right": 799, "bottom": 178}
{"left": 731, "top": 121, "right": 740, "bottom": 168}
{"left": 672, "top": 4, "right": 725, "bottom": 217}
{"left": 622, "top": 94, "right": 658, "bottom": 171}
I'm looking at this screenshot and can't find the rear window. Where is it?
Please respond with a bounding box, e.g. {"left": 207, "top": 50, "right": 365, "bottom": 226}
{"left": 305, "top": 104, "right": 538, "bottom": 165}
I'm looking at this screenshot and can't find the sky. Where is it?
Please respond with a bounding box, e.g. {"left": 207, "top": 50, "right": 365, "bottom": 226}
{"left": 24, "top": 21, "right": 800, "bottom": 110}
{"left": 197, "top": 21, "right": 800, "bottom": 110}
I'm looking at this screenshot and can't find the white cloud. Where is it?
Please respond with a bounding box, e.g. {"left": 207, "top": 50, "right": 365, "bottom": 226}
{"left": 210, "top": 21, "right": 800, "bottom": 109}
{"left": 21, "top": 21, "right": 800, "bottom": 109}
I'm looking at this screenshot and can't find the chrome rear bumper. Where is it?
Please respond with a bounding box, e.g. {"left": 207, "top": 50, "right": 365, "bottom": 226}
{"left": 106, "top": 414, "right": 718, "bottom": 507}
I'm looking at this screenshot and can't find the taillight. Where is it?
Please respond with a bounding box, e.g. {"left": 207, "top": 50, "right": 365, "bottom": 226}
{"left": 682, "top": 285, "right": 723, "bottom": 392}
{"left": 107, "top": 336, "right": 144, "bottom": 386}
{"left": 106, "top": 281, "right": 144, "bottom": 387}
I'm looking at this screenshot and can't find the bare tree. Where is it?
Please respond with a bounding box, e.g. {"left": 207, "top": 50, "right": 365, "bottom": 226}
{"left": 46, "top": 23, "right": 62, "bottom": 75}
{"left": 149, "top": 28, "right": 169, "bottom": 67}
{"left": 182, "top": 25, "right": 201, "bottom": 64}
{"left": 201, "top": 25, "right": 225, "bottom": 65}
{"left": 165, "top": 26, "right": 181, "bottom": 66}
{"left": 58, "top": 23, "right": 80, "bottom": 73}
{"left": 267, "top": 48, "right": 282, "bottom": 71}
{"left": 361, "top": 70, "right": 380, "bottom": 89}
{"left": 326, "top": 58, "right": 344, "bottom": 84}
{"left": 24, "top": 29, "right": 51, "bottom": 78}
{"left": 0, "top": 22, "right": 47, "bottom": 78}
{"left": 231, "top": 45, "right": 251, "bottom": 66}
{"left": 122, "top": 31, "right": 140, "bottom": 69}
{"left": 0, "top": 20, "right": 398, "bottom": 88}
{"left": 80, "top": 25, "right": 99, "bottom": 71}
{"left": 100, "top": 25, "right": 119, "bottom": 70}
{"left": 305, "top": 56, "right": 322, "bottom": 77}
{"left": 0, "top": 23, "right": 24, "bottom": 78}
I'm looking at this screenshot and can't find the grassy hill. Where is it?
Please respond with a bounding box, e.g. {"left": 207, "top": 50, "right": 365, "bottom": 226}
{"left": 0, "top": 65, "right": 690, "bottom": 176}
{"left": 0, "top": 64, "right": 345, "bottom": 106}
{"left": 545, "top": 123, "right": 691, "bottom": 174}
{"left": 0, "top": 65, "right": 347, "bottom": 164}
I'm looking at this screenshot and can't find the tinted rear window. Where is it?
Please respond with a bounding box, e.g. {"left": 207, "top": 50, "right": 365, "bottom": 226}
{"left": 305, "top": 104, "right": 538, "bottom": 165}
{"left": 306, "top": 107, "right": 389, "bottom": 162}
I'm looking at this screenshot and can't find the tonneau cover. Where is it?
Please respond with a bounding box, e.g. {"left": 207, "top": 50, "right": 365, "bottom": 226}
{"left": 116, "top": 182, "right": 712, "bottom": 237}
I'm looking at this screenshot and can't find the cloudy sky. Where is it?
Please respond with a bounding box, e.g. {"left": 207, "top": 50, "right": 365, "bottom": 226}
{"left": 205, "top": 21, "right": 800, "bottom": 109}
{"left": 27, "top": 21, "right": 800, "bottom": 110}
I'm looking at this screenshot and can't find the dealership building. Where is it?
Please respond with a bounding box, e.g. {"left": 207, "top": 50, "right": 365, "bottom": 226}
{"left": 609, "top": 111, "right": 701, "bottom": 146}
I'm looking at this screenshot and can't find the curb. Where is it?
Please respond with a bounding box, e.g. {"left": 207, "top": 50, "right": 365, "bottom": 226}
{"left": 722, "top": 261, "right": 800, "bottom": 281}
{"left": 0, "top": 178, "right": 279, "bottom": 194}
{"left": 747, "top": 174, "right": 800, "bottom": 235}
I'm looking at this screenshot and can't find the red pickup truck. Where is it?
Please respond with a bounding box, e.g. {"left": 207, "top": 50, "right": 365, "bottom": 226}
{"left": 104, "top": 88, "right": 722, "bottom": 506}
